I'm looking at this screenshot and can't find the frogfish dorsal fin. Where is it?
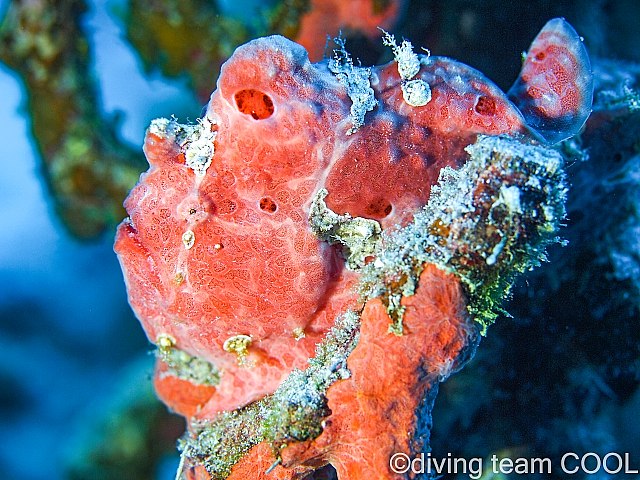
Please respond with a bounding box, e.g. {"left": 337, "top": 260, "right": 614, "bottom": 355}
{"left": 507, "top": 17, "right": 593, "bottom": 144}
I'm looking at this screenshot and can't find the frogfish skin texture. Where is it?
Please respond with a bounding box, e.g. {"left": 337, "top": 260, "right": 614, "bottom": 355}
{"left": 114, "top": 17, "right": 592, "bottom": 480}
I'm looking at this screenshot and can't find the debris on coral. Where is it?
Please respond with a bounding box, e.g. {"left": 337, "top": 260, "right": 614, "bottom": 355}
{"left": 380, "top": 28, "right": 432, "bottom": 106}
{"left": 308, "top": 189, "right": 382, "bottom": 270}
{"left": 359, "top": 134, "right": 567, "bottom": 331}
{"left": 328, "top": 36, "right": 378, "bottom": 135}
{"left": 114, "top": 17, "right": 591, "bottom": 479}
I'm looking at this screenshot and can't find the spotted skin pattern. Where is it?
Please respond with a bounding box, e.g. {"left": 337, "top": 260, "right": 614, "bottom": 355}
{"left": 508, "top": 18, "right": 593, "bottom": 143}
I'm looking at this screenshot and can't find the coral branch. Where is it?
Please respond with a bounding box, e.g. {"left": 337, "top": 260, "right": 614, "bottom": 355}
{"left": 0, "top": 0, "right": 145, "bottom": 239}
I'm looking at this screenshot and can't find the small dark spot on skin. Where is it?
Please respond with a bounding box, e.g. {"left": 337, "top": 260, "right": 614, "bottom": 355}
{"left": 235, "top": 89, "right": 275, "bottom": 120}
{"left": 475, "top": 96, "right": 497, "bottom": 116}
{"left": 259, "top": 197, "right": 277, "bottom": 213}
{"left": 218, "top": 199, "right": 238, "bottom": 215}
{"left": 189, "top": 208, "right": 197, "bottom": 215}
{"left": 535, "top": 51, "right": 546, "bottom": 61}
{"left": 364, "top": 197, "right": 393, "bottom": 219}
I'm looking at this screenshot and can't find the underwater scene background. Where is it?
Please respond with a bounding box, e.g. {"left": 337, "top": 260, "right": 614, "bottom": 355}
{"left": 1, "top": 0, "right": 640, "bottom": 479}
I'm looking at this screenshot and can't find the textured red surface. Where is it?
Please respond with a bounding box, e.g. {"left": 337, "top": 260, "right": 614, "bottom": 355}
{"left": 290, "top": 265, "right": 475, "bottom": 479}
{"left": 115, "top": 17, "right": 591, "bottom": 420}
{"left": 154, "top": 361, "right": 216, "bottom": 419}
{"left": 216, "top": 265, "right": 476, "bottom": 480}
{"left": 114, "top": 34, "right": 528, "bottom": 416}
{"left": 507, "top": 18, "right": 593, "bottom": 143}
{"left": 113, "top": 16, "right": 592, "bottom": 480}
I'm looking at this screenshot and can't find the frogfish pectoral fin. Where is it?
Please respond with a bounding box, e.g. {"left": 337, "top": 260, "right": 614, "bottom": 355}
{"left": 507, "top": 17, "right": 593, "bottom": 144}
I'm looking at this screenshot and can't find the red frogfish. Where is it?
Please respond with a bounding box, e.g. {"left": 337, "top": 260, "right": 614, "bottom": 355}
{"left": 114, "top": 17, "right": 591, "bottom": 480}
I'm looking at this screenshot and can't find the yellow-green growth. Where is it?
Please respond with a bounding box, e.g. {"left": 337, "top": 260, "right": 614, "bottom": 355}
{"left": 156, "top": 334, "right": 220, "bottom": 386}
{"left": 179, "top": 310, "right": 360, "bottom": 478}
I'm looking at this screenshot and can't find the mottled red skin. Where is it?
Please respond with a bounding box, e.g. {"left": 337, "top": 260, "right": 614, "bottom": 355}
{"left": 507, "top": 18, "right": 593, "bottom": 143}
{"left": 154, "top": 361, "right": 217, "bottom": 419}
{"left": 114, "top": 17, "right": 592, "bottom": 480}
{"left": 286, "top": 265, "right": 476, "bottom": 480}
{"left": 180, "top": 265, "right": 476, "bottom": 480}
{"left": 326, "top": 57, "right": 529, "bottom": 225}
{"left": 114, "top": 34, "right": 527, "bottom": 417}
{"left": 115, "top": 15, "right": 591, "bottom": 421}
